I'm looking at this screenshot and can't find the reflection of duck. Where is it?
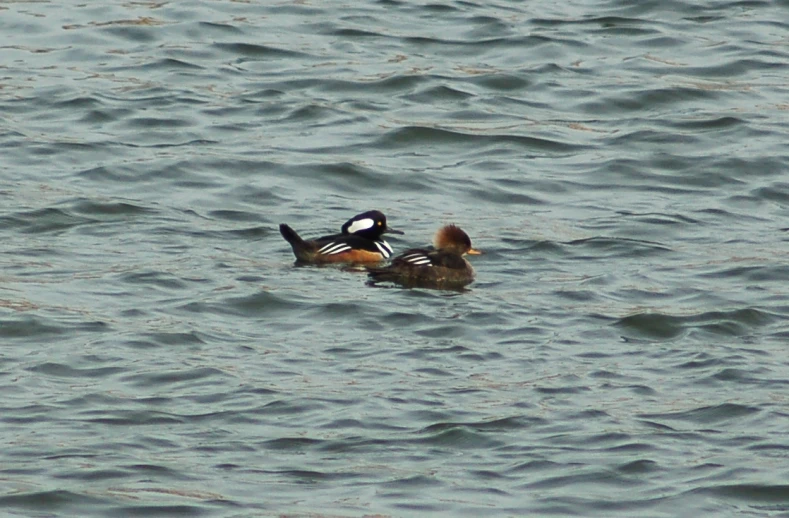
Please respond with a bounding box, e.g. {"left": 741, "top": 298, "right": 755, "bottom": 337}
{"left": 367, "top": 225, "right": 481, "bottom": 288}
{"left": 279, "top": 210, "right": 403, "bottom": 264}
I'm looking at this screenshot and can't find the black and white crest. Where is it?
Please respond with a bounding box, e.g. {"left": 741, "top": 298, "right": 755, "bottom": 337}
{"left": 340, "top": 210, "right": 397, "bottom": 240}
{"left": 345, "top": 217, "right": 375, "bottom": 234}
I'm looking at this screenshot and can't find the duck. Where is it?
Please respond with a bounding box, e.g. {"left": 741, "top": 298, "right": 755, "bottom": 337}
{"left": 280, "top": 210, "right": 403, "bottom": 264}
{"left": 367, "top": 224, "right": 481, "bottom": 288}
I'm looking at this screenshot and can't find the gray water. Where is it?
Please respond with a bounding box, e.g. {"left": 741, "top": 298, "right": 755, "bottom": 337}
{"left": 3, "top": 1, "right": 789, "bottom": 516}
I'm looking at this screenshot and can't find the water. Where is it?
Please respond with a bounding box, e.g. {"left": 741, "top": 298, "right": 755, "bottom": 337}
{"left": 2, "top": 1, "right": 789, "bottom": 516}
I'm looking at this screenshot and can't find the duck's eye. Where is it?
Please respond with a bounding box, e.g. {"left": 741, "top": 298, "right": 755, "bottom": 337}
{"left": 378, "top": 221, "right": 382, "bottom": 226}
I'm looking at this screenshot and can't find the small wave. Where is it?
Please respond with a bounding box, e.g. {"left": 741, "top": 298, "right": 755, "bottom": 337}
{"left": 414, "top": 425, "right": 504, "bottom": 449}
{"left": 118, "top": 271, "right": 191, "bottom": 291}
{"left": 28, "top": 362, "right": 124, "bottom": 379}
{"left": 138, "top": 57, "right": 204, "bottom": 71}
{"left": 1, "top": 208, "right": 91, "bottom": 235}
{"left": 123, "top": 366, "right": 225, "bottom": 388}
{"left": 0, "top": 490, "right": 110, "bottom": 512}
{"left": 615, "top": 308, "right": 775, "bottom": 341}
{"left": 0, "top": 316, "right": 67, "bottom": 337}
{"left": 667, "top": 116, "right": 746, "bottom": 131}
{"left": 213, "top": 42, "right": 310, "bottom": 59}
{"left": 70, "top": 199, "right": 152, "bottom": 217}
{"left": 638, "top": 403, "right": 761, "bottom": 425}
{"left": 123, "top": 116, "right": 195, "bottom": 129}
{"left": 566, "top": 236, "right": 672, "bottom": 258}
{"left": 373, "top": 125, "right": 582, "bottom": 153}
{"left": 700, "top": 483, "right": 789, "bottom": 505}
{"left": 180, "top": 290, "right": 310, "bottom": 318}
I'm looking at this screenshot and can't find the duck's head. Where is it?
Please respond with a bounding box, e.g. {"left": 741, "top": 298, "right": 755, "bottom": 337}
{"left": 342, "top": 210, "right": 404, "bottom": 239}
{"left": 433, "top": 224, "right": 482, "bottom": 256}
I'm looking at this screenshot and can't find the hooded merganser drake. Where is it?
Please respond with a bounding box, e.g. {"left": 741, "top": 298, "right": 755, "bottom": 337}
{"left": 280, "top": 210, "right": 404, "bottom": 264}
{"left": 367, "top": 224, "right": 481, "bottom": 289}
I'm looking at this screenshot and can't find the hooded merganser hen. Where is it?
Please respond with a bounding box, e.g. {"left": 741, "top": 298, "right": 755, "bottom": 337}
{"left": 367, "top": 224, "right": 481, "bottom": 289}
{"left": 280, "top": 210, "right": 404, "bottom": 264}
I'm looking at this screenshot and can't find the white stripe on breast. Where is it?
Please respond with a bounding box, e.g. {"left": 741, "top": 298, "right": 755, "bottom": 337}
{"left": 374, "top": 240, "right": 392, "bottom": 258}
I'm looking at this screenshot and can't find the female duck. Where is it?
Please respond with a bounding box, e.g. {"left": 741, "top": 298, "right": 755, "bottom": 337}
{"left": 367, "top": 224, "right": 481, "bottom": 288}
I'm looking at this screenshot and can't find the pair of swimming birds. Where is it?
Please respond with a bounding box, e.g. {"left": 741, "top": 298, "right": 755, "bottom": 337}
{"left": 279, "top": 210, "right": 481, "bottom": 289}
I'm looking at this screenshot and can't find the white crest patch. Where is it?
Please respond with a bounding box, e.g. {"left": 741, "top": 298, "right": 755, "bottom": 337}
{"left": 346, "top": 218, "right": 374, "bottom": 234}
{"left": 374, "top": 240, "right": 392, "bottom": 258}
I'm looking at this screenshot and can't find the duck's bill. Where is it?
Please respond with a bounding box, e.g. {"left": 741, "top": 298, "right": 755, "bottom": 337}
{"left": 467, "top": 248, "right": 483, "bottom": 255}
{"left": 385, "top": 227, "right": 405, "bottom": 235}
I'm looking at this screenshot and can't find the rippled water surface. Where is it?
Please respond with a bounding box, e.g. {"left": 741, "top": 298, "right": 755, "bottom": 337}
{"left": 3, "top": 1, "right": 789, "bottom": 516}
